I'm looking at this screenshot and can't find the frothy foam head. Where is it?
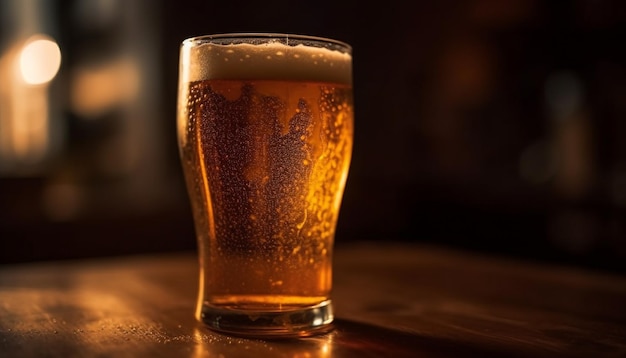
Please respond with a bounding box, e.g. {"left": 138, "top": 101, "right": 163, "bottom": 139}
{"left": 183, "top": 40, "right": 352, "bottom": 84}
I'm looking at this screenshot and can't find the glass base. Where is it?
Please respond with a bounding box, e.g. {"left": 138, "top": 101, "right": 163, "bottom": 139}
{"left": 199, "top": 300, "right": 334, "bottom": 338}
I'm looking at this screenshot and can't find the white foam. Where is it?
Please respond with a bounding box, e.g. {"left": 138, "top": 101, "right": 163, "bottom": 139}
{"left": 184, "top": 41, "right": 352, "bottom": 84}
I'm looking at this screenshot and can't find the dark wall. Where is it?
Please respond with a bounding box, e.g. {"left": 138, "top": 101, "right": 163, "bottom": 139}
{"left": 1, "top": 0, "right": 626, "bottom": 273}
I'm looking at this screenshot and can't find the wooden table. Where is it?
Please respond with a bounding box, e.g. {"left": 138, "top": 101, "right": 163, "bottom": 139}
{"left": 1, "top": 242, "right": 625, "bottom": 357}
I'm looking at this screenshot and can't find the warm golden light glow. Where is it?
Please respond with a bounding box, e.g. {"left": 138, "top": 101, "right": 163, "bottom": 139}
{"left": 70, "top": 57, "right": 140, "bottom": 117}
{"left": 19, "top": 35, "right": 62, "bottom": 85}
{"left": 0, "top": 35, "right": 61, "bottom": 171}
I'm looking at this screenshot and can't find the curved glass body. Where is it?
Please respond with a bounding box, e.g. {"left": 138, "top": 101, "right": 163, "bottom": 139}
{"left": 177, "top": 33, "right": 353, "bottom": 338}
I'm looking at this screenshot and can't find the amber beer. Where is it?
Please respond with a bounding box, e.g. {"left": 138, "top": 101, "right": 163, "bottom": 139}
{"left": 177, "top": 34, "right": 353, "bottom": 337}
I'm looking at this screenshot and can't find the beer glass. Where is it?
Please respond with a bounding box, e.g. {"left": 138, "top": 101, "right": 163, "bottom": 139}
{"left": 177, "top": 34, "right": 353, "bottom": 338}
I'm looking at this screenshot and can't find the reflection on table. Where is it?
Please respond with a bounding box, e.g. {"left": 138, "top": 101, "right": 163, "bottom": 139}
{"left": 1, "top": 242, "right": 625, "bottom": 357}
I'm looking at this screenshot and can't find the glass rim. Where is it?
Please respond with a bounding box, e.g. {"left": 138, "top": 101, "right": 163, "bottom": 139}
{"left": 181, "top": 33, "right": 352, "bottom": 53}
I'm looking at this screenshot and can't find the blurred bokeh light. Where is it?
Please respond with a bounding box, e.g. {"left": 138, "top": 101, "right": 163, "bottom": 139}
{"left": 19, "top": 35, "right": 61, "bottom": 85}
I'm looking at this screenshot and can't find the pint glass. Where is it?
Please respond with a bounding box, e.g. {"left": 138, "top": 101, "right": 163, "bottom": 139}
{"left": 177, "top": 34, "right": 353, "bottom": 337}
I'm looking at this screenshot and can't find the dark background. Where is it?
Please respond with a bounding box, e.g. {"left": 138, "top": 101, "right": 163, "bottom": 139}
{"left": 1, "top": 0, "right": 626, "bottom": 273}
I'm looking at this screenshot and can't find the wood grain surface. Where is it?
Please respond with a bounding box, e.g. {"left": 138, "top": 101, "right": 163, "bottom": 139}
{"left": 1, "top": 242, "right": 625, "bottom": 357}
